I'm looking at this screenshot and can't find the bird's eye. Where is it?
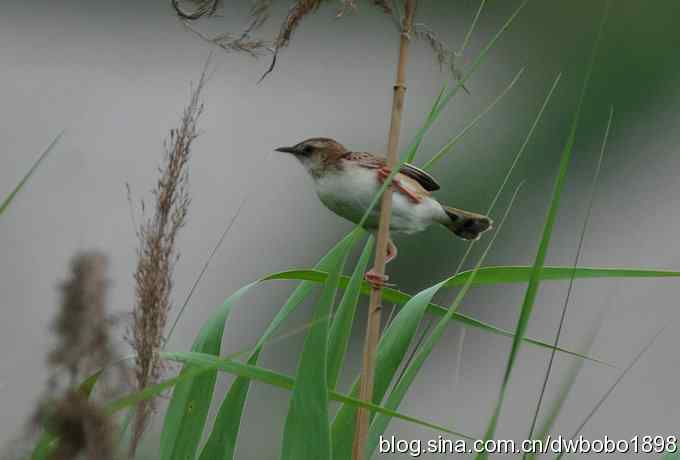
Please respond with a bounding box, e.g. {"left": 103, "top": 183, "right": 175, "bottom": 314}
{"left": 302, "top": 145, "right": 314, "bottom": 154}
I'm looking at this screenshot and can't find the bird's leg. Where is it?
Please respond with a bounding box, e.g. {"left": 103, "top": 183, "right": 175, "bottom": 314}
{"left": 376, "top": 167, "right": 423, "bottom": 204}
{"left": 364, "top": 239, "right": 398, "bottom": 288}
{"left": 385, "top": 238, "right": 398, "bottom": 264}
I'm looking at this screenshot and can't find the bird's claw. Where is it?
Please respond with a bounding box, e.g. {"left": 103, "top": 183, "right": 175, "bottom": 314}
{"left": 364, "top": 270, "right": 394, "bottom": 289}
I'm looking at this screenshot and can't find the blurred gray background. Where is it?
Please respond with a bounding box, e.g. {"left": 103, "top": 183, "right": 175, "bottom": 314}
{"left": 1, "top": 0, "right": 679, "bottom": 457}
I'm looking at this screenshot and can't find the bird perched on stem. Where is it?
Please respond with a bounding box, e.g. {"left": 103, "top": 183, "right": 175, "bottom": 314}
{"left": 276, "top": 137, "right": 492, "bottom": 286}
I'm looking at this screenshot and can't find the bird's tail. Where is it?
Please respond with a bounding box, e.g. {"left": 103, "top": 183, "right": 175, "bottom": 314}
{"left": 440, "top": 206, "right": 493, "bottom": 240}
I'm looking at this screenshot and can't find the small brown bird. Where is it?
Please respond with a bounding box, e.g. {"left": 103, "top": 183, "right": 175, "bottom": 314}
{"left": 276, "top": 137, "right": 492, "bottom": 286}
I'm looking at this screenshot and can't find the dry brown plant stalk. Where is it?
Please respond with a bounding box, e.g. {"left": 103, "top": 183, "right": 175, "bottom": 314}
{"left": 127, "top": 67, "right": 207, "bottom": 455}
{"left": 22, "top": 251, "right": 118, "bottom": 460}
{"left": 352, "top": 1, "right": 416, "bottom": 459}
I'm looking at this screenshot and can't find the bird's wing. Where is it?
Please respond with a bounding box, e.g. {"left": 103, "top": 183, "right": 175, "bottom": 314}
{"left": 346, "top": 152, "right": 441, "bottom": 192}
{"left": 399, "top": 163, "right": 440, "bottom": 191}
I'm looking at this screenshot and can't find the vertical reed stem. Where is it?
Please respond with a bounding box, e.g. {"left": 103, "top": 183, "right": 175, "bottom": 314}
{"left": 352, "top": 1, "right": 416, "bottom": 458}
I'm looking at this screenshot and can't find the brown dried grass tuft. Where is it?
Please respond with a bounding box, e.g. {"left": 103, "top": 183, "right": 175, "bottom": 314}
{"left": 126, "top": 63, "right": 207, "bottom": 455}
{"left": 275, "top": 0, "right": 323, "bottom": 48}
{"left": 171, "top": 0, "right": 220, "bottom": 20}
{"left": 41, "top": 390, "right": 115, "bottom": 460}
{"left": 8, "top": 251, "right": 121, "bottom": 460}
{"left": 173, "top": 0, "right": 467, "bottom": 85}
{"left": 173, "top": 0, "right": 396, "bottom": 81}
{"left": 49, "top": 251, "right": 112, "bottom": 385}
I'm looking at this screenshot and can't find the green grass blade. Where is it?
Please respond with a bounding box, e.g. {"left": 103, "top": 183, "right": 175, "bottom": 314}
{"left": 256, "top": 229, "right": 364, "bottom": 351}
{"left": 404, "top": 82, "right": 448, "bottom": 164}
{"left": 366, "top": 183, "right": 522, "bottom": 458}
{"left": 101, "top": 349, "right": 474, "bottom": 441}
{"left": 384, "top": 72, "right": 560, "bottom": 393}
{"left": 402, "top": 0, "right": 530, "bottom": 163}
{"left": 475, "top": 3, "right": 611, "bottom": 456}
{"left": 525, "top": 106, "right": 614, "bottom": 456}
{"left": 554, "top": 327, "right": 665, "bottom": 460}
{"left": 422, "top": 67, "right": 525, "bottom": 170}
{"left": 1, "top": 132, "right": 62, "bottom": 218}
{"left": 196, "top": 230, "right": 363, "bottom": 460}
{"left": 280, "top": 234, "right": 357, "bottom": 460}
{"left": 197, "top": 351, "right": 260, "bottom": 460}
{"left": 458, "top": 0, "right": 487, "bottom": 58}
{"left": 438, "top": 266, "right": 680, "bottom": 285}
{"left": 486, "top": 72, "right": 562, "bottom": 213}
{"left": 327, "top": 236, "right": 374, "bottom": 390}
{"left": 330, "top": 270, "right": 461, "bottom": 460}
{"left": 160, "top": 281, "right": 258, "bottom": 460}
{"left": 162, "top": 351, "right": 474, "bottom": 440}
{"left": 263, "top": 265, "right": 679, "bottom": 362}
{"left": 266, "top": 265, "right": 680, "bottom": 290}
{"left": 526, "top": 311, "right": 604, "bottom": 460}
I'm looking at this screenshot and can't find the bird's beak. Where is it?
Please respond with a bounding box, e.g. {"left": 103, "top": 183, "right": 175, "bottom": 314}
{"left": 275, "top": 146, "right": 298, "bottom": 155}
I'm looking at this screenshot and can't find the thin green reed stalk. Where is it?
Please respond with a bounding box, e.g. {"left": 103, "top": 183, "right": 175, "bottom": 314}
{"left": 525, "top": 106, "right": 614, "bottom": 451}
{"left": 475, "top": 3, "right": 611, "bottom": 456}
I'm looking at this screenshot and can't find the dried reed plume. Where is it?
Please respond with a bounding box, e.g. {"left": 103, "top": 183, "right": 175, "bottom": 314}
{"left": 127, "top": 65, "right": 207, "bottom": 454}
{"left": 42, "top": 390, "right": 115, "bottom": 460}
{"left": 17, "top": 251, "right": 118, "bottom": 460}
{"left": 49, "top": 251, "right": 112, "bottom": 384}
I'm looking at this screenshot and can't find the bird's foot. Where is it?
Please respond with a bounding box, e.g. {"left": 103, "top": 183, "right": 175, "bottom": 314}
{"left": 377, "top": 167, "right": 422, "bottom": 204}
{"left": 364, "top": 270, "right": 394, "bottom": 289}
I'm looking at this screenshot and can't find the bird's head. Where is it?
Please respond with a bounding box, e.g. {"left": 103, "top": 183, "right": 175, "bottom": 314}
{"left": 276, "top": 137, "right": 347, "bottom": 177}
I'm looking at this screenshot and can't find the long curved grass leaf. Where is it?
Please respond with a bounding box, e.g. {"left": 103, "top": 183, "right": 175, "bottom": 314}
{"left": 327, "top": 236, "right": 374, "bottom": 390}
{"left": 475, "top": 3, "right": 611, "bottom": 456}
{"left": 267, "top": 266, "right": 680, "bottom": 290}
{"left": 197, "top": 351, "right": 256, "bottom": 460}
{"left": 331, "top": 272, "right": 457, "bottom": 460}
{"left": 162, "top": 351, "right": 474, "bottom": 441}
{"left": 280, "top": 233, "right": 357, "bottom": 460}
{"left": 264, "top": 264, "right": 680, "bottom": 362}
{"left": 366, "top": 183, "right": 522, "bottom": 458}
{"left": 196, "top": 230, "right": 363, "bottom": 460}
{"left": 103, "top": 349, "right": 471, "bottom": 441}
{"left": 160, "top": 281, "right": 257, "bottom": 460}
{"left": 1, "top": 132, "right": 62, "bottom": 218}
